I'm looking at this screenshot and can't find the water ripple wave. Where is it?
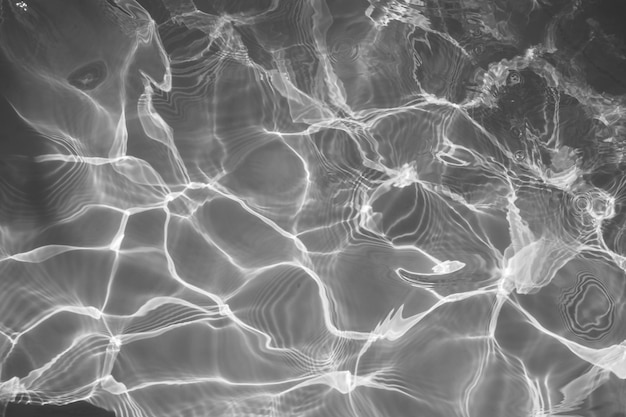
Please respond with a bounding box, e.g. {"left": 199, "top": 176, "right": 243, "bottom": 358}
{"left": 1, "top": 0, "right": 626, "bottom": 416}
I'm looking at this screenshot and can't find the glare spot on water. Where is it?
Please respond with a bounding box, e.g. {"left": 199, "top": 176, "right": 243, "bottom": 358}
{"left": 101, "top": 375, "right": 127, "bottom": 395}
{"left": 432, "top": 260, "right": 465, "bottom": 274}
{"left": 525, "top": 48, "right": 536, "bottom": 60}
{"left": 110, "top": 336, "right": 122, "bottom": 348}
{"left": 391, "top": 163, "right": 418, "bottom": 188}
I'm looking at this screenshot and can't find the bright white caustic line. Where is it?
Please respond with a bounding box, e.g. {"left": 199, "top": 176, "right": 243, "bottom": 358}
{"left": 0, "top": 0, "right": 626, "bottom": 416}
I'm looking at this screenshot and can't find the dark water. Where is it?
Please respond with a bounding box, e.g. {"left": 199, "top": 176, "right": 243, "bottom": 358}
{"left": 0, "top": 0, "right": 626, "bottom": 416}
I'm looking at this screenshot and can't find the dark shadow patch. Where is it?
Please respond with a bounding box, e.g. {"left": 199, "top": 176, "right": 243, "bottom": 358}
{"left": 5, "top": 399, "right": 115, "bottom": 417}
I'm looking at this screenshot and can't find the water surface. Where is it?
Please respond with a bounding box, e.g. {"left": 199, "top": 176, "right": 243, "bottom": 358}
{"left": 1, "top": 0, "right": 626, "bottom": 416}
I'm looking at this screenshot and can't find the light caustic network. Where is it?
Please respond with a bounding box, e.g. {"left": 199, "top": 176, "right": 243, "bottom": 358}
{"left": 0, "top": 0, "right": 625, "bottom": 416}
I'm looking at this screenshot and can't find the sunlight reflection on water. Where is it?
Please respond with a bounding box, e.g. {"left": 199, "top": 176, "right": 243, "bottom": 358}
{"left": 1, "top": 0, "right": 626, "bottom": 416}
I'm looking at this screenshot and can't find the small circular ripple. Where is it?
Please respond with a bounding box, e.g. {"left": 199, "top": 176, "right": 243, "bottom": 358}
{"left": 328, "top": 38, "right": 360, "bottom": 64}
{"left": 506, "top": 70, "right": 523, "bottom": 87}
{"left": 573, "top": 194, "right": 590, "bottom": 213}
{"left": 67, "top": 60, "right": 107, "bottom": 91}
{"left": 514, "top": 150, "right": 526, "bottom": 162}
{"left": 558, "top": 271, "right": 616, "bottom": 342}
{"left": 510, "top": 124, "right": 525, "bottom": 139}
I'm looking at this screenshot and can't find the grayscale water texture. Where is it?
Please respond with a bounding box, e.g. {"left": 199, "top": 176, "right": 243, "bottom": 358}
{"left": 0, "top": 0, "right": 626, "bottom": 416}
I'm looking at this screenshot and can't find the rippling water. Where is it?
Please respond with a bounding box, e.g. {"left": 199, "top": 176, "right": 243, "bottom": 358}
{"left": 1, "top": 0, "right": 626, "bottom": 416}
